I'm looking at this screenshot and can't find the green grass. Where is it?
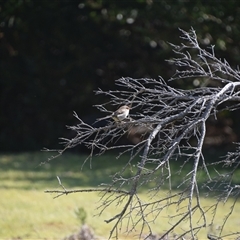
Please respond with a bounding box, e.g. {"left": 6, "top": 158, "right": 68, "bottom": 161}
{"left": 0, "top": 152, "right": 240, "bottom": 239}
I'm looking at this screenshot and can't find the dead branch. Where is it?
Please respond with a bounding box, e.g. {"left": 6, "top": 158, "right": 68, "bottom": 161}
{"left": 45, "top": 28, "right": 240, "bottom": 240}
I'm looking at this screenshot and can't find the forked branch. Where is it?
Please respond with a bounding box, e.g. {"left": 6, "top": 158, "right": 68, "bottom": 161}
{"left": 45, "top": 28, "right": 240, "bottom": 239}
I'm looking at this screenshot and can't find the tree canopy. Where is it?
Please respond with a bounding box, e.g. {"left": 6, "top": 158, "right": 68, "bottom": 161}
{"left": 1, "top": 0, "right": 240, "bottom": 151}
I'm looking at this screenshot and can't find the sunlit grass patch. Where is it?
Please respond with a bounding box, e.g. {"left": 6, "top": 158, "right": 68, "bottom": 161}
{"left": 0, "top": 152, "right": 239, "bottom": 239}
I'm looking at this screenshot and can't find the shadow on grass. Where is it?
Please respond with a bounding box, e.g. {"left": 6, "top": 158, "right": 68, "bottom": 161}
{"left": 1, "top": 151, "right": 239, "bottom": 194}
{"left": 0, "top": 151, "right": 140, "bottom": 190}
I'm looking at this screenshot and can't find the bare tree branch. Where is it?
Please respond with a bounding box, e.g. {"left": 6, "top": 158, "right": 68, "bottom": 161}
{"left": 45, "top": 28, "right": 240, "bottom": 240}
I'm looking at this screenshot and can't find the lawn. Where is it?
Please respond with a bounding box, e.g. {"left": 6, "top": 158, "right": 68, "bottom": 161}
{"left": 0, "top": 152, "right": 239, "bottom": 239}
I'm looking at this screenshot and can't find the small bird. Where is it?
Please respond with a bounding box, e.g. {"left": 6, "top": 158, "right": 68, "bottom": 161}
{"left": 97, "top": 105, "right": 131, "bottom": 122}
{"left": 111, "top": 105, "right": 131, "bottom": 122}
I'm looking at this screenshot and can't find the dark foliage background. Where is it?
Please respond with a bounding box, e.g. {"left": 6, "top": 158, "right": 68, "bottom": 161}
{"left": 1, "top": 0, "right": 240, "bottom": 151}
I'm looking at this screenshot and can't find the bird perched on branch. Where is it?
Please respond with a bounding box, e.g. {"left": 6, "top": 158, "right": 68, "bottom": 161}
{"left": 98, "top": 105, "right": 131, "bottom": 122}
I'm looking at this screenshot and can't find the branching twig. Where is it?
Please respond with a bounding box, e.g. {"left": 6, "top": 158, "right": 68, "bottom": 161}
{"left": 45, "top": 28, "right": 240, "bottom": 239}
